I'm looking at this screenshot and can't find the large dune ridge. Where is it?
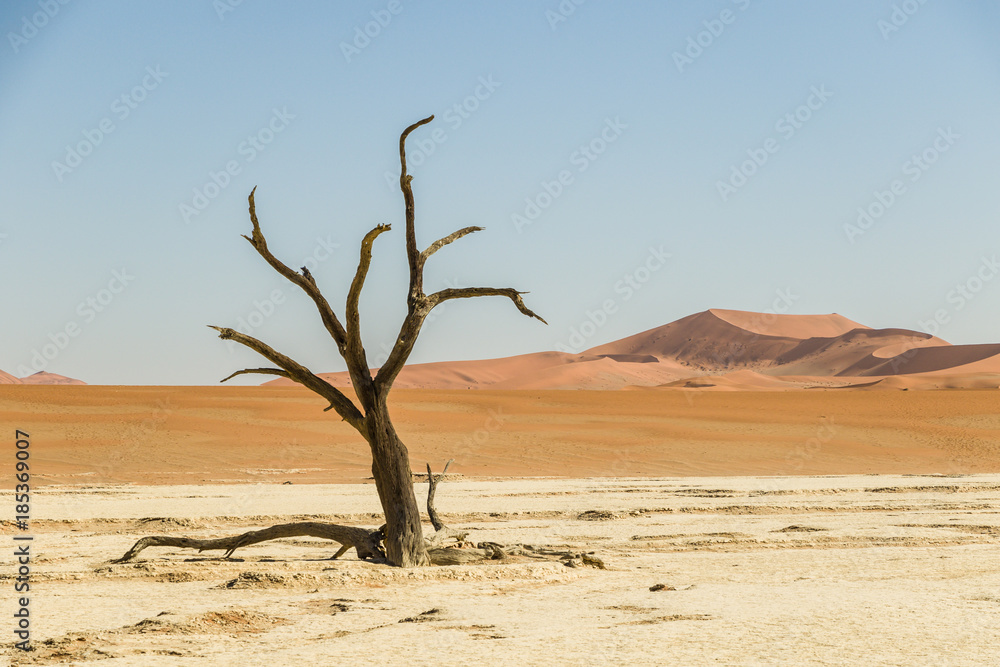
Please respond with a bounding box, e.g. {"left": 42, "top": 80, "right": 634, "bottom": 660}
{"left": 262, "top": 308, "right": 1000, "bottom": 391}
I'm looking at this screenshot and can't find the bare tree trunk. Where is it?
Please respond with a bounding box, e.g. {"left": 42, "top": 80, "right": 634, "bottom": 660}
{"left": 116, "top": 116, "right": 546, "bottom": 569}
{"left": 367, "top": 400, "right": 428, "bottom": 567}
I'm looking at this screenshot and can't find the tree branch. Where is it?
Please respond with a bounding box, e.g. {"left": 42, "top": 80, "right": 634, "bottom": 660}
{"left": 418, "top": 226, "right": 483, "bottom": 272}
{"left": 345, "top": 224, "right": 392, "bottom": 394}
{"left": 113, "top": 522, "right": 384, "bottom": 563}
{"left": 399, "top": 115, "right": 434, "bottom": 297}
{"left": 425, "top": 459, "right": 453, "bottom": 532}
{"left": 375, "top": 117, "right": 545, "bottom": 395}
{"left": 427, "top": 287, "right": 548, "bottom": 324}
{"left": 220, "top": 368, "right": 291, "bottom": 383}
{"left": 209, "top": 326, "right": 366, "bottom": 433}
{"left": 243, "top": 187, "right": 349, "bottom": 354}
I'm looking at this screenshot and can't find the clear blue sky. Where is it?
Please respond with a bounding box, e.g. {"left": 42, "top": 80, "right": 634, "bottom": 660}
{"left": 2, "top": 1, "right": 998, "bottom": 385}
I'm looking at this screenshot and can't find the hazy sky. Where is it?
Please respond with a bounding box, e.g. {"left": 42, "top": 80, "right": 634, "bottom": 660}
{"left": 2, "top": 1, "right": 998, "bottom": 385}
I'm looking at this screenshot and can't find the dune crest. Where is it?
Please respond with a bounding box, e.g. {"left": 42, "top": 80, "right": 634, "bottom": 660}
{"left": 257, "top": 308, "right": 999, "bottom": 391}
{"left": 18, "top": 371, "right": 86, "bottom": 385}
{"left": 0, "top": 369, "right": 22, "bottom": 384}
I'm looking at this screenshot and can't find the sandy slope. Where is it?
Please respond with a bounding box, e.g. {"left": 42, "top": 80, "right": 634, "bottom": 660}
{"left": 0, "top": 371, "right": 86, "bottom": 385}
{"left": 18, "top": 372, "right": 87, "bottom": 385}
{"left": 261, "top": 309, "right": 1000, "bottom": 391}
{"left": 1, "top": 475, "right": 997, "bottom": 665}
{"left": 3, "top": 385, "right": 1000, "bottom": 490}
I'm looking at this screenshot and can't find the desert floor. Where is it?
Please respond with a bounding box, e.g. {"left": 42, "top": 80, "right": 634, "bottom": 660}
{"left": 2, "top": 386, "right": 999, "bottom": 664}
{"left": 1, "top": 475, "right": 999, "bottom": 665}
{"left": 2, "top": 386, "right": 1000, "bottom": 488}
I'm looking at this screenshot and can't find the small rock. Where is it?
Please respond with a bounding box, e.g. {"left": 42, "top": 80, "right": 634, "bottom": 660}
{"left": 649, "top": 583, "right": 676, "bottom": 592}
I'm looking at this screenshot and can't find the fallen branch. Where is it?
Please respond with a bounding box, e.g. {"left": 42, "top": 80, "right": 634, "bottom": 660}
{"left": 113, "top": 522, "right": 384, "bottom": 563}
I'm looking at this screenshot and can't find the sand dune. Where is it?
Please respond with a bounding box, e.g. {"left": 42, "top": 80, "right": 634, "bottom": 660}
{"left": 18, "top": 371, "right": 87, "bottom": 385}
{"left": 0, "top": 369, "right": 21, "bottom": 384}
{"left": 708, "top": 308, "right": 865, "bottom": 338}
{"left": 264, "top": 309, "right": 1000, "bottom": 392}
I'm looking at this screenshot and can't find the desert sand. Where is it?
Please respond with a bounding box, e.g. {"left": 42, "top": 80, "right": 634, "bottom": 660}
{"left": 2, "top": 385, "right": 1000, "bottom": 489}
{"left": 2, "top": 475, "right": 998, "bottom": 665}
{"left": 3, "top": 306, "right": 999, "bottom": 664}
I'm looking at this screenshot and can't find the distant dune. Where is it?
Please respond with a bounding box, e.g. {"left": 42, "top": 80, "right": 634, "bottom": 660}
{"left": 0, "top": 370, "right": 86, "bottom": 385}
{"left": 0, "top": 369, "right": 21, "bottom": 384}
{"left": 264, "top": 308, "right": 1000, "bottom": 391}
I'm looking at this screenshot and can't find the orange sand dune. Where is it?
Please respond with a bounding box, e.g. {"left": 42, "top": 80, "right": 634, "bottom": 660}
{"left": 708, "top": 308, "right": 866, "bottom": 338}
{"left": 0, "top": 369, "right": 21, "bottom": 384}
{"left": 265, "top": 309, "right": 1000, "bottom": 391}
{"left": 2, "top": 384, "right": 999, "bottom": 488}
{"left": 850, "top": 343, "right": 1000, "bottom": 377}
{"left": 18, "top": 371, "right": 87, "bottom": 385}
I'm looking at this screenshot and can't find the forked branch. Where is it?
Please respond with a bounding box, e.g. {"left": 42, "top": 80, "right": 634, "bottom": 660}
{"left": 220, "top": 368, "right": 291, "bottom": 383}
{"left": 243, "top": 187, "right": 349, "bottom": 354}
{"left": 376, "top": 117, "right": 546, "bottom": 393}
{"left": 399, "top": 115, "right": 435, "bottom": 294}
{"left": 425, "top": 458, "right": 454, "bottom": 532}
{"left": 418, "top": 226, "right": 484, "bottom": 271}
{"left": 428, "top": 287, "right": 548, "bottom": 324}
{"left": 210, "top": 326, "right": 365, "bottom": 432}
{"left": 345, "top": 223, "right": 392, "bottom": 384}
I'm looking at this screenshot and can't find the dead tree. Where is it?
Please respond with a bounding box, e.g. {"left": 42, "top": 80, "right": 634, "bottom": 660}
{"left": 116, "top": 116, "right": 544, "bottom": 567}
